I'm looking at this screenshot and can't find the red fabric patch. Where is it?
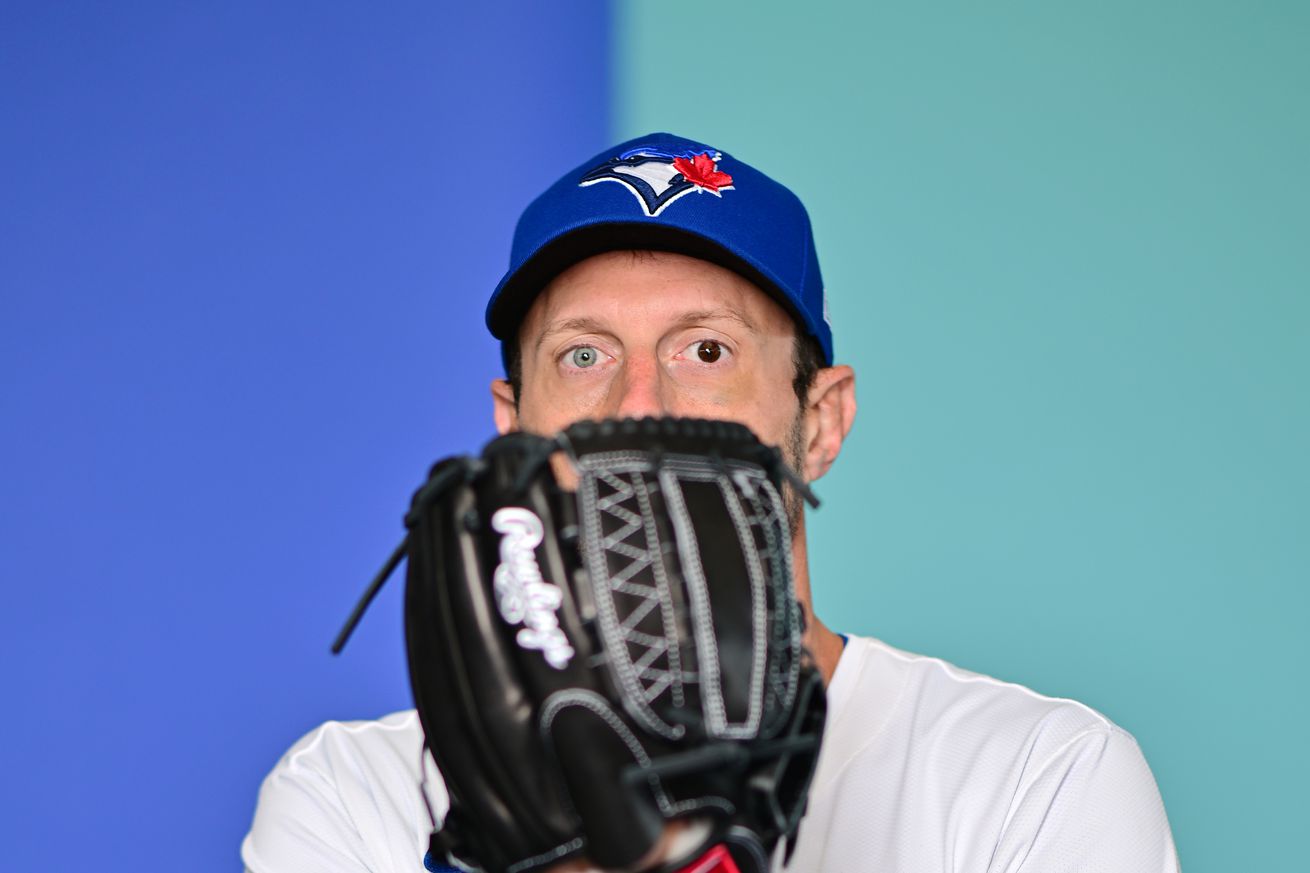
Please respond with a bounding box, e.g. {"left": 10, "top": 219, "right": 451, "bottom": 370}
{"left": 672, "top": 153, "right": 734, "bottom": 192}
{"left": 673, "top": 843, "right": 742, "bottom": 873}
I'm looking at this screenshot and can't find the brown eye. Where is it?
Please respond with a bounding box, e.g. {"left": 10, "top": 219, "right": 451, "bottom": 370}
{"left": 696, "top": 340, "right": 722, "bottom": 363}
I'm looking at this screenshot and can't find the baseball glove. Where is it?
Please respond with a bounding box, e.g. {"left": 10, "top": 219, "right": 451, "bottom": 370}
{"left": 333, "top": 417, "right": 826, "bottom": 873}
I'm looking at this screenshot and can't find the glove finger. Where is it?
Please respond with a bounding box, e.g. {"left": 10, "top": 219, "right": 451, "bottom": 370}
{"left": 540, "top": 690, "right": 666, "bottom": 871}
{"left": 406, "top": 451, "right": 577, "bottom": 868}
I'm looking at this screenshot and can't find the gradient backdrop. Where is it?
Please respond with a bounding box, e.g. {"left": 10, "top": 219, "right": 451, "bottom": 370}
{"left": 3, "top": 3, "right": 1305, "bottom": 870}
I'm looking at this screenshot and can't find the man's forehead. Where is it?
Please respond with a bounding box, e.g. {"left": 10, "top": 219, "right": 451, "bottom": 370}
{"left": 520, "top": 249, "right": 794, "bottom": 339}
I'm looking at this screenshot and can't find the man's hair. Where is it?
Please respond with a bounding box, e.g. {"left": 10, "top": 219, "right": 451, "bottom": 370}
{"left": 503, "top": 330, "right": 826, "bottom": 411}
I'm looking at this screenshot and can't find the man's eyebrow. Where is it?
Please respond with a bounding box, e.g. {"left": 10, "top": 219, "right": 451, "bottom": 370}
{"left": 534, "top": 316, "right": 611, "bottom": 352}
{"left": 673, "top": 308, "right": 760, "bottom": 332}
{"left": 533, "top": 308, "right": 760, "bottom": 352}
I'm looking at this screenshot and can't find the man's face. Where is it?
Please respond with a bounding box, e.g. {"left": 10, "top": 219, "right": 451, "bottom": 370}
{"left": 498, "top": 250, "right": 805, "bottom": 460}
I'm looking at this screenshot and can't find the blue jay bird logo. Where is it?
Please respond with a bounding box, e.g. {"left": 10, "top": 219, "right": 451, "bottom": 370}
{"left": 579, "top": 144, "right": 735, "bottom": 217}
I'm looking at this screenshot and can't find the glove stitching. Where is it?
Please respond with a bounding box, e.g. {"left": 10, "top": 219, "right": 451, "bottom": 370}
{"left": 752, "top": 476, "right": 804, "bottom": 725}
{"left": 540, "top": 689, "right": 675, "bottom": 812}
{"left": 662, "top": 459, "right": 772, "bottom": 740}
{"left": 539, "top": 690, "right": 737, "bottom": 823}
{"left": 628, "top": 462, "right": 686, "bottom": 709}
{"left": 503, "top": 837, "right": 586, "bottom": 873}
{"left": 657, "top": 463, "right": 728, "bottom": 738}
{"left": 580, "top": 457, "right": 685, "bottom": 740}
{"left": 711, "top": 465, "right": 770, "bottom": 739}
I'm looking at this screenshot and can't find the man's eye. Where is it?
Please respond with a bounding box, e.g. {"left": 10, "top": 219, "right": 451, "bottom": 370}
{"left": 694, "top": 340, "right": 724, "bottom": 363}
{"left": 570, "top": 346, "right": 600, "bottom": 368}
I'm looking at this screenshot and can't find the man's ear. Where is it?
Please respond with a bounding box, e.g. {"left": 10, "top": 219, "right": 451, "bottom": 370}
{"left": 490, "top": 379, "right": 519, "bottom": 434}
{"left": 802, "top": 364, "right": 857, "bottom": 482}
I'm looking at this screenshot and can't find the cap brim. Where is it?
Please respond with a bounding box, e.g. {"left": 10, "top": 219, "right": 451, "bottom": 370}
{"left": 487, "top": 222, "right": 814, "bottom": 350}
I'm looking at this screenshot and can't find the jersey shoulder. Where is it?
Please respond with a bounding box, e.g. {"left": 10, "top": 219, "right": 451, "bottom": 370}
{"left": 795, "top": 636, "right": 1176, "bottom": 872}
{"left": 279, "top": 708, "right": 426, "bottom": 772}
{"left": 242, "top": 710, "right": 441, "bottom": 873}
{"left": 841, "top": 634, "right": 1117, "bottom": 757}
{"left": 823, "top": 634, "right": 1130, "bottom": 802}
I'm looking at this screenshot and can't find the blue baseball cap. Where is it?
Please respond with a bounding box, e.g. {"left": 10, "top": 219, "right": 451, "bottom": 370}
{"left": 485, "top": 132, "right": 832, "bottom": 364}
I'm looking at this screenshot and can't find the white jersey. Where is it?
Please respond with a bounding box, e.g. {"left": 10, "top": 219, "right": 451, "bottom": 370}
{"left": 242, "top": 635, "right": 1179, "bottom": 872}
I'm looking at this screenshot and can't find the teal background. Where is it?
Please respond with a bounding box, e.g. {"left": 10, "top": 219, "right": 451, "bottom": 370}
{"left": 618, "top": 3, "right": 1307, "bottom": 869}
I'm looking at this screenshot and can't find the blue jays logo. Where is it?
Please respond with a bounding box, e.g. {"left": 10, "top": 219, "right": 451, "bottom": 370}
{"left": 579, "top": 145, "right": 735, "bottom": 217}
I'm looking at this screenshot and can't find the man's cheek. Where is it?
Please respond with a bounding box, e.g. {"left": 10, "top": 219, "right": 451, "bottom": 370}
{"left": 670, "top": 374, "right": 752, "bottom": 416}
{"left": 521, "top": 381, "right": 604, "bottom": 434}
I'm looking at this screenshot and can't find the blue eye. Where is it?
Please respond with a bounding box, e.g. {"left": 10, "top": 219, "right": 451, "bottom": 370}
{"left": 571, "top": 347, "right": 599, "bottom": 368}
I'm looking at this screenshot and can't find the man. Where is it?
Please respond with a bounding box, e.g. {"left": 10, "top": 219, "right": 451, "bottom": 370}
{"left": 244, "top": 133, "right": 1179, "bottom": 871}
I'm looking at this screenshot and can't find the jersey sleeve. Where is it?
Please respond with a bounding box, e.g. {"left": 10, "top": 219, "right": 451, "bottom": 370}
{"left": 987, "top": 725, "right": 1179, "bottom": 873}
{"left": 241, "top": 712, "right": 437, "bottom": 873}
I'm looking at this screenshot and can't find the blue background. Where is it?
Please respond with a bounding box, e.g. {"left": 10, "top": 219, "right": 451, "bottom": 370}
{"left": 2, "top": 2, "right": 609, "bottom": 868}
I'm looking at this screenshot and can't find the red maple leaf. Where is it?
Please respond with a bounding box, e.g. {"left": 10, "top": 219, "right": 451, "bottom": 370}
{"left": 672, "top": 153, "right": 734, "bottom": 192}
